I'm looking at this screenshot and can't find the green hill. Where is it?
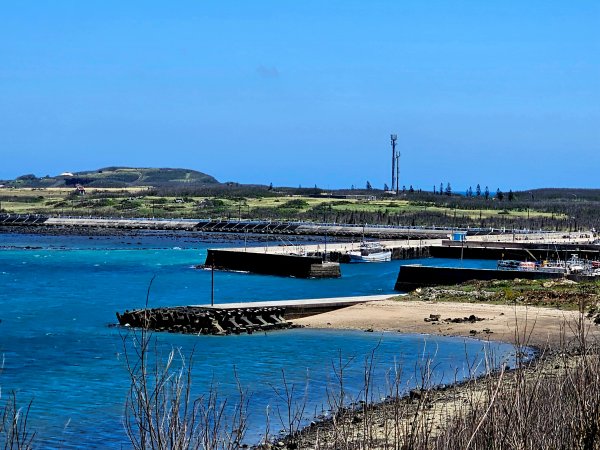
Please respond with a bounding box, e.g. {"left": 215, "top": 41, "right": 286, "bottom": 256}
{"left": 5, "top": 167, "right": 219, "bottom": 188}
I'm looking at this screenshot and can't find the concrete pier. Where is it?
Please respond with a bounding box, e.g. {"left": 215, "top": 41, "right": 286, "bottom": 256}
{"left": 116, "top": 295, "right": 391, "bottom": 334}
{"left": 196, "top": 295, "right": 392, "bottom": 319}
{"left": 395, "top": 264, "right": 565, "bottom": 291}
{"left": 202, "top": 238, "right": 440, "bottom": 277}
{"left": 204, "top": 249, "right": 341, "bottom": 278}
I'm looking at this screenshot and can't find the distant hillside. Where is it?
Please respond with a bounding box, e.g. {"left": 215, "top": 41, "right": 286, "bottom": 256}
{"left": 4, "top": 167, "right": 219, "bottom": 188}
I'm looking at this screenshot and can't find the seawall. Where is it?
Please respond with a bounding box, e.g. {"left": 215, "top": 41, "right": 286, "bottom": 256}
{"left": 395, "top": 265, "right": 564, "bottom": 291}
{"left": 204, "top": 249, "right": 341, "bottom": 278}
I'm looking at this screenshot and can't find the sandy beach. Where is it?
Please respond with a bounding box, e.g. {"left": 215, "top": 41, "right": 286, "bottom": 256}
{"left": 286, "top": 296, "right": 600, "bottom": 449}
{"left": 293, "top": 297, "right": 600, "bottom": 348}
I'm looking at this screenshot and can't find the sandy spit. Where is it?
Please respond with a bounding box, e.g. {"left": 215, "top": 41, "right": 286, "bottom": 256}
{"left": 292, "top": 297, "right": 600, "bottom": 347}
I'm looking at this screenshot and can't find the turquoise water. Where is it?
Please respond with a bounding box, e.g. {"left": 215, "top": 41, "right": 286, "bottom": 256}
{"left": 0, "top": 232, "right": 510, "bottom": 448}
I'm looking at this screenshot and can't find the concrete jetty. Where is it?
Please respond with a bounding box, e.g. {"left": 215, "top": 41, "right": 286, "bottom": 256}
{"left": 201, "top": 238, "right": 441, "bottom": 277}
{"left": 116, "top": 295, "right": 391, "bottom": 335}
{"left": 202, "top": 233, "right": 598, "bottom": 277}
{"left": 196, "top": 295, "right": 393, "bottom": 319}
{"left": 204, "top": 249, "right": 342, "bottom": 278}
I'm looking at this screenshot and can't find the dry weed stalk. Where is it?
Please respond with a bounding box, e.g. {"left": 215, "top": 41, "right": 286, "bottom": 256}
{"left": 0, "top": 392, "right": 34, "bottom": 450}
{"left": 0, "top": 355, "right": 35, "bottom": 450}
{"left": 123, "top": 277, "right": 249, "bottom": 450}
{"left": 432, "top": 306, "right": 600, "bottom": 450}
{"left": 284, "top": 307, "right": 600, "bottom": 450}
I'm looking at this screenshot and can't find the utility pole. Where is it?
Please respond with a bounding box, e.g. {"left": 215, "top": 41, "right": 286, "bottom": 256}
{"left": 211, "top": 263, "right": 215, "bottom": 306}
{"left": 391, "top": 134, "right": 397, "bottom": 192}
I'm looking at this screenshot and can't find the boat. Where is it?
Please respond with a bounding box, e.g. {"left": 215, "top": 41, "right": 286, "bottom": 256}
{"left": 348, "top": 242, "right": 392, "bottom": 263}
{"left": 497, "top": 260, "right": 521, "bottom": 270}
{"left": 497, "top": 255, "right": 594, "bottom": 275}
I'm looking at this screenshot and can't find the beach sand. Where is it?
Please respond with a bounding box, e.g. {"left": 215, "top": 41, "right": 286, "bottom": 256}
{"left": 287, "top": 297, "right": 600, "bottom": 449}
{"left": 293, "top": 297, "right": 600, "bottom": 347}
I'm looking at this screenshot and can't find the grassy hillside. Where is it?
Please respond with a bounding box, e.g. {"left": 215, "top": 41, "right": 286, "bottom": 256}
{"left": 3, "top": 167, "right": 219, "bottom": 188}
{"left": 1, "top": 174, "right": 599, "bottom": 231}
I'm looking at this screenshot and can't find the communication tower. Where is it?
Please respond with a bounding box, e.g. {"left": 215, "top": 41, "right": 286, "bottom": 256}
{"left": 390, "top": 134, "right": 397, "bottom": 192}
{"left": 396, "top": 143, "right": 401, "bottom": 195}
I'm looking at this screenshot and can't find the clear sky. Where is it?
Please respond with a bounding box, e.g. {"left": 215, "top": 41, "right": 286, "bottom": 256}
{"left": 1, "top": 1, "right": 598, "bottom": 191}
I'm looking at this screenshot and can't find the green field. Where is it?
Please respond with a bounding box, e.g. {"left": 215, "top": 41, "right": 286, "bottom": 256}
{"left": 0, "top": 188, "right": 563, "bottom": 223}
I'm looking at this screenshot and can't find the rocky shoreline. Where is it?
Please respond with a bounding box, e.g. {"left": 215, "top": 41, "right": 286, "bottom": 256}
{"left": 264, "top": 345, "right": 594, "bottom": 449}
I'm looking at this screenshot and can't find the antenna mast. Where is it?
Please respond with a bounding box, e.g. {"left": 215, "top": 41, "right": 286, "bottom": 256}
{"left": 390, "top": 134, "right": 397, "bottom": 192}
{"left": 396, "top": 143, "right": 400, "bottom": 195}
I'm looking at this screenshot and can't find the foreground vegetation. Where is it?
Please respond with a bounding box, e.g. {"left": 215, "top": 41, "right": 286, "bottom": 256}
{"left": 289, "top": 330, "right": 600, "bottom": 449}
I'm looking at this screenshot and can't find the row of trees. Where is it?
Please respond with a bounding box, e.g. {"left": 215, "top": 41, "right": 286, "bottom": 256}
{"left": 429, "top": 183, "right": 516, "bottom": 201}
{"left": 362, "top": 181, "right": 515, "bottom": 201}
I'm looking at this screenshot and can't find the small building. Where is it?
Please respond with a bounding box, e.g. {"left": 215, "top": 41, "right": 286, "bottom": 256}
{"left": 75, "top": 184, "right": 86, "bottom": 195}
{"left": 451, "top": 232, "right": 467, "bottom": 242}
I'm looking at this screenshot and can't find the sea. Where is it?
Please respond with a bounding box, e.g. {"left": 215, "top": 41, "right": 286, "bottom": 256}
{"left": 0, "top": 232, "right": 519, "bottom": 448}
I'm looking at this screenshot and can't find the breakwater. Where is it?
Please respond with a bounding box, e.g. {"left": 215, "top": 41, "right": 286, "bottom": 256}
{"left": 395, "top": 265, "right": 565, "bottom": 291}
{"left": 115, "top": 296, "right": 391, "bottom": 334}
{"left": 204, "top": 249, "right": 341, "bottom": 278}
{"left": 0, "top": 214, "right": 482, "bottom": 239}
{"left": 116, "top": 306, "right": 291, "bottom": 335}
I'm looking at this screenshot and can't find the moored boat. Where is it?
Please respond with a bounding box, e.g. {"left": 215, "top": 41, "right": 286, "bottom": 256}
{"left": 348, "top": 242, "right": 392, "bottom": 263}
{"left": 497, "top": 255, "right": 597, "bottom": 275}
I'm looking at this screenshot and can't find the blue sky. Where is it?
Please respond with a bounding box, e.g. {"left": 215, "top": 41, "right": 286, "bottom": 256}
{"left": 1, "top": 1, "right": 598, "bottom": 190}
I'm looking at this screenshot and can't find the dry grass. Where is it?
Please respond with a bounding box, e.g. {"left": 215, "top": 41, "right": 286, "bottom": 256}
{"left": 283, "top": 310, "right": 600, "bottom": 450}
{"left": 0, "top": 358, "right": 35, "bottom": 449}
{"left": 122, "top": 279, "right": 249, "bottom": 450}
